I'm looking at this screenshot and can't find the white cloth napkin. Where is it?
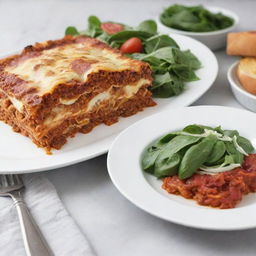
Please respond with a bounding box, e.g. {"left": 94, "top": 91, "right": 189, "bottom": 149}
{"left": 0, "top": 174, "right": 95, "bottom": 256}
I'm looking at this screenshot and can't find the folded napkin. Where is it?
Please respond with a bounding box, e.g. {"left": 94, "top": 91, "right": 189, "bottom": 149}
{"left": 0, "top": 174, "right": 95, "bottom": 256}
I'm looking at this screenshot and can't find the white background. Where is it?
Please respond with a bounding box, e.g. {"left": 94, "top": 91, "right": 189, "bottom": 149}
{"left": 1, "top": 0, "right": 256, "bottom": 255}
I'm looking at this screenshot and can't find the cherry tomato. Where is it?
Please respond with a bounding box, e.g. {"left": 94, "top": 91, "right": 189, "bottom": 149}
{"left": 120, "top": 37, "right": 143, "bottom": 54}
{"left": 100, "top": 23, "right": 124, "bottom": 35}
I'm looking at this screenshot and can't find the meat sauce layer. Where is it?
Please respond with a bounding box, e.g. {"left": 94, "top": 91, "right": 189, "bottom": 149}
{"left": 162, "top": 154, "right": 256, "bottom": 209}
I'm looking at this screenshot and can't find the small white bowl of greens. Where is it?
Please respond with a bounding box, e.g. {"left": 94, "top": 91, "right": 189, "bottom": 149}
{"left": 157, "top": 4, "right": 239, "bottom": 51}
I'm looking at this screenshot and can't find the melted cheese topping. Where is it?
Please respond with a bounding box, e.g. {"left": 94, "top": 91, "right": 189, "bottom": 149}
{"left": 9, "top": 96, "right": 24, "bottom": 112}
{"left": 5, "top": 43, "right": 134, "bottom": 96}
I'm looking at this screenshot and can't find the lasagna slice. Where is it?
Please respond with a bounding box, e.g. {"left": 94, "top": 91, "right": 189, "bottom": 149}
{"left": 0, "top": 35, "right": 155, "bottom": 152}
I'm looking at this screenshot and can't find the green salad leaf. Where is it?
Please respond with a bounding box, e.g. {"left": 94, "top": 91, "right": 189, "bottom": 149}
{"left": 137, "top": 20, "right": 157, "bottom": 34}
{"left": 65, "top": 26, "right": 79, "bottom": 36}
{"left": 65, "top": 16, "right": 201, "bottom": 98}
{"left": 141, "top": 125, "right": 254, "bottom": 179}
{"left": 160, "top": 4, "right": 234, "bottom": 32}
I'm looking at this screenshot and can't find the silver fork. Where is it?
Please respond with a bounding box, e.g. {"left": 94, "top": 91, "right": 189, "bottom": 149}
{"left": 0, "top": 174, "right": 53, "bottom": 256}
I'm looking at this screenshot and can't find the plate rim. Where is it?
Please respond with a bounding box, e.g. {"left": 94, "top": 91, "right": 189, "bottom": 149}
{"left": 0, "top": 34, "right": 218, "bottom": 173}
{"left": 107, "top": 105, "right": 256, "bottom": 231}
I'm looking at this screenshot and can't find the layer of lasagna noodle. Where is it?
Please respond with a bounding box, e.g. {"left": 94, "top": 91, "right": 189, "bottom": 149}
{"left": 0, "top": 35, "right": 155, "bottom": 152}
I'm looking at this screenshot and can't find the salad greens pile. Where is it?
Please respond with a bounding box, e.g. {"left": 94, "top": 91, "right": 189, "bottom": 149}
{"left": 65, "top": 16, "right": 201, "bottom": 98}
{"left": 160, "top": 4, "right": 234, "bottom": 32}
{"left": 141, "top": 124, "right": 254, "bottom": 179}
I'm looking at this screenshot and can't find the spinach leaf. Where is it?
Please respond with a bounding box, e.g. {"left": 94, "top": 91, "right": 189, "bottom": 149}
{"left": 205, "top": 141, "right": 226, "bottom": 165}
{"left": 160, "top": 4, "right": 234, "bottom": 32}
{"left": 144, "top": 34, "right": 179, "bottom": 53}
{"left": 85, "top": 16, "right": 103, "bottom": 37}
{"left": 225, "top": 141, "right": 244, "bottom": 164}
{"left": 179, "top": 135, "right": 217, "bottom": 179}
{"left": 155, "top": 135, "right": 201, "bottom": 177}
{"left": 237, "top": 136, "right": 254, "bottom": 154}
{"left": 223, "top": 129, "right": 239, "bottom": 137}
{"left": 142, "top": 141, "right": 166, "bottom": 172}
{"left": 183, "top": 124, "right": 204, "bottom": 134}
{"left": 108, "top": 30, "right": 153, "bottom": 46}
{"left": 151, "top": 79, "right": 184, "bottom": 98}
{"left": 151, "top": 73, "right": 172, "bottom": 89}
{"left": 170, "top": 64, "right": 199, "bottom": 82}
{"left": 137, "top": 20, "right": 157, "bottom": 34}
{"left": 65, "top": 26, "right": 80, "bottom": 36}
{"left": 182, "top": 50, "right": 202, "bottom": 70}
{"left": 154, "top": 153, "right": 181, "bottom": 178}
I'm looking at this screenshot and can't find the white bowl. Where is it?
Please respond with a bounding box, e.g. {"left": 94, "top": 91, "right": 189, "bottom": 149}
{"left": 157, "top": 6, "right": 239, "bottom": 51}
{"left": 228, "top": 61, "right": 256, "bottom": 112}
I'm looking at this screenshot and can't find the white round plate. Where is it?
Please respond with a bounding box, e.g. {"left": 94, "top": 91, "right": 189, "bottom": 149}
{"left": 107, "top": 106, "right": 256, "bottom": 230}
{"left": 0, "top": 35, "right": 217, "bottom": 173}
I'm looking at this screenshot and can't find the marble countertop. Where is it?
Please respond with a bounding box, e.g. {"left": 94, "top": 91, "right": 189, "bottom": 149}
{"left": 1, "top": 0, "right": 256, "bottom": 255}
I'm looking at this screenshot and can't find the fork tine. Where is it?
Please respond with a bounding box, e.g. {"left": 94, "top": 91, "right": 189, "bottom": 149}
{"left": 8, "top": 175, "right": 14, "bottom": 186}
{"left": 0, "top": 174, "right": 24, "bottom": 193}
{"left": 1, "top": 175, "right": 8, "bottom": 187}
{"left": 15, "top": 175, "right": 23, "bottom": 185}
{"left": 0, "top": 174, "right": 23, "bottom": 187}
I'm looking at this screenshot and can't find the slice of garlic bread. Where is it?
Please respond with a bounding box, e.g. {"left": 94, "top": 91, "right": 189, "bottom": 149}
{"left": 237, "top": 57, "right": 256, "bottom": 95}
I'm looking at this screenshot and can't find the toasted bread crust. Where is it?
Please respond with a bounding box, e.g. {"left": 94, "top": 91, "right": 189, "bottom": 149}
{"left": 227, "top": 31, "right": 256, "bottom": 57}
{"left": 237, "top": 57, "right": 256, "bottom": 95}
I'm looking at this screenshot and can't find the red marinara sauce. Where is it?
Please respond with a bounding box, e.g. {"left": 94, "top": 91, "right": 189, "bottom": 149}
{"left": 162, "top": 154, "right": 256, "bottom": 209}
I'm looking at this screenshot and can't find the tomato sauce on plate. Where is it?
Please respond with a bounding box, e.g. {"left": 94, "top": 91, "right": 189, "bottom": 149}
{"left": 162, "top": 154, "right": 256, "bottom": 209}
